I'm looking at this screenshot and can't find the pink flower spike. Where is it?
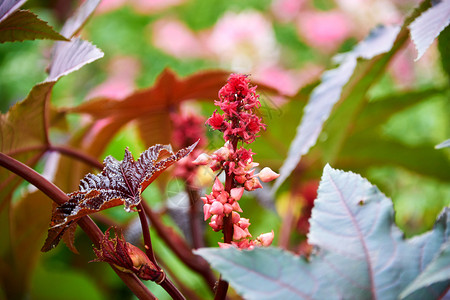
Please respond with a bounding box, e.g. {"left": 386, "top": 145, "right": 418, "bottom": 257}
{"left": 209, "top": 201, "right": 224, "bottom": 215}
{"left": 203, "top": 204, "right": 211, "bottom": 220}
{"left": 244, "top": 177, "right": 263, "bottom": 191}
{"left": 212, "top": 177, "right": 224, "bottom": 193}
{"left": 218, "top": 242, "right": 233, "bottom": 249}
{"left": 209, "top": 221, "right": 221, "bottom": 231}
{"left": 257, "top": 230, "right": 275, "bottom": 247}
{"left": 238, "top": 218, "right": 251, "bottom": 229}
{"left": 231, "top": 211, "right": 241, "bottom": 224}
{"left": 223, "top": 203, "right": 233, "bottom": 214}
{"left": 231, "top": 201, "right": 243, "bottom": 212}
{"left": 230, "top": 187, "right": 245, "bottom": 201}
{"left": 233, "top": 224, "right": 250, "bottom": 240}
{"left": 193, "top": 153, "right": 211, "bottom": 165}
{"left": 258, "top": 167, "right": 280, "bottom": 182}
{"left": 214, "top": 145, "right": 231, "bottom": 161}
{"left": 235, "top": 175, "right": 247, "bottom": 184}
{"left": 217, "top": 191, "right": 229, "bottom": 204}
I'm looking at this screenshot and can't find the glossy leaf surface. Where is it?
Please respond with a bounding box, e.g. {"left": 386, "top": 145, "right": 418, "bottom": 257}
{"left": 42, "top": 142, "right": 197, "bottom": 251}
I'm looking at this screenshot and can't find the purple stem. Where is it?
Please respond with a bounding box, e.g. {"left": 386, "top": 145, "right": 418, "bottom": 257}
{"left": 0, "top": 152, "right": 156, "bottom": 300}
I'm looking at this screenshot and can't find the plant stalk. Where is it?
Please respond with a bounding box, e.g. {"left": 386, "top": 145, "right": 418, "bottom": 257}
{"left": 0, "top": 152, "right": 156, "bottom": 300}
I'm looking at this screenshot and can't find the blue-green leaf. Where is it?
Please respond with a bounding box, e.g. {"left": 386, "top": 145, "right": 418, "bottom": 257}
{"left": 196, "top": 165, "right": 450, "bottom": 300}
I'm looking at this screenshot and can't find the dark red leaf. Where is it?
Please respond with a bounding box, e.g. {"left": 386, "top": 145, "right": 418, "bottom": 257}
{"left": 42, "top": 142, "right": 197, "bottom": 251}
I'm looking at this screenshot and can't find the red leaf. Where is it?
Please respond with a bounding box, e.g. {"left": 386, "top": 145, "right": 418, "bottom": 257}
{"left": 42, "top": 142, "right": 197, "bottom": 251}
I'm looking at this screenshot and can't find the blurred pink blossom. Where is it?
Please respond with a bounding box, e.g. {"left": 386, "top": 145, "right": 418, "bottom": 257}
{"left": 206, "top": 11, "right": 279, "bottom": 72}
{"left": 389, "top": 49, "right": 415, "bottom": 88}
{"left": 96, "top": 0, "right": 127, "bottom": 14}
{"left": 296, "top": 10, "right": 352, "bottom": 52}
{"left": 271, "top": 0, "right": 305, "bottom": 22}
{"left": 87, "top": 56, "right": 140, "bottom": 100}
{"left": 131, "top": 0, "right": 186, "bottom": 14}
{"left": 336, "top": 0, "right": 401, "bottom": 35}
{"left": 253, "top": 64, "right": 323, "bottom": 98}
{"left": 96, "top": 0, "right": 185, "bottom": 15}
{"left": 151, "top": 19, "right": 205, "bottom": 58}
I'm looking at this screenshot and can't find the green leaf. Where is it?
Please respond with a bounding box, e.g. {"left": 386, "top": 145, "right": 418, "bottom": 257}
{"left": 400, "top": 241, "right": 450, "bottom": 299}
{"left": 408, "top": 0, "right": 450, "bottom": 61}
{"left": 336, "top": 134, "right": 450, "bottom": 181}
{"left": 438, "top": 25, "right": 450, "bottom": 80}
{"left": 196, "top": 165, "right": 450, "bottom": 300}
{"left": 0, "top": 10, "right": 68, "bottom": 43}
{"left": 353, "top": 87, "right": 445, "bottom": 134}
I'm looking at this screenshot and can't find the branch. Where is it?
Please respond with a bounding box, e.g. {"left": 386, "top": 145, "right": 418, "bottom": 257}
{"left": 0, "top": 152, "right": 156, "bottom": 300}
{"left": 141, "top": 201, "right": 217, "bottom": 289}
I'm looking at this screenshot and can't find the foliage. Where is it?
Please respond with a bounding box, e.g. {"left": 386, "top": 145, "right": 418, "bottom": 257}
{"left": 0, "top": 0, "right": 449, "bottom": 299}
{"left": 196, "top": 165, "right": 450, "bottom": 300}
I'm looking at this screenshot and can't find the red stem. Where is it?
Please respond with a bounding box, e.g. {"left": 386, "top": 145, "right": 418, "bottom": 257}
{"left": 186, "top": 185, "right": 204, "bottom": 249}
{"left": 0, "top": 152, "right": 156, "bottom": 300}
{"left": 141, "top": 201, "right": 217, "bottom": 289}
{"left": 137, "top": 203, "right": 186, "bottom": 300}
{"left": 214, "top": 138, "right": 238, "bottom": 300}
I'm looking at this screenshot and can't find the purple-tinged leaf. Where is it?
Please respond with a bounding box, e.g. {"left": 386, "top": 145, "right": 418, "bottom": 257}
{"left": 42, "top": 142, "right": 198, "bottom": 252}
{"left": 0, "top": 9, "right": 68, "bottom": 43}
{"left": 0, "top": 0, "right": 26, "bottom": 23}
{"left": 60, "top": 0, "right": 100, "bottom": 39}
{"left": 400, "top": 241, "right": 450, "bottom": 299}
{"left": 196, "top": 166, "right": 450, "bottom": 300}
{"left": 409, "top": 0, "right": 450, "bottom": 61}
{"left": 272, "top": 25, "right": 400, "bottom": 192}
{"left": 436, "top": 139, "right": 450, "bottom": 149}
{"left": 195, "top": 247, "right": 336, "bottom": 300}
{"left": 46, "top": 38, "right": 104, "bottom": 82}
{"left": 309, "top": 165, "right": 449, "bottom": 299}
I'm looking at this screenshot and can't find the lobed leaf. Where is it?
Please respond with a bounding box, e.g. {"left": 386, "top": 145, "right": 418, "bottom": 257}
{"left": 409, "top": 0, "right": 450, "bottom": 61}
{"left": 272, "top": 25, "right": 401, "bottom": 192}
{"left": 0, "top": 10, "right": 68, "bottom": 43}
{"left": 42, "top": 142, "right": 198, "bottom": 252}
{"left": 196, "top": 165, "right": 450, "bottom": 300}
{"left": 400, "top": 241, "right": 450, "bottom": 299}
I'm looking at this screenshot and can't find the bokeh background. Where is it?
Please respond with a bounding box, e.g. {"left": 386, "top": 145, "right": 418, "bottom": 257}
{"left": 0, "top": 0, "right": 449, "bottom": 299}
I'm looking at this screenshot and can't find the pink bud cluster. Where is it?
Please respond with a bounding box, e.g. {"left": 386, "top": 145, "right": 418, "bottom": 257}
{"left": 206, "top": 74, "right": 266, "bottom": 144}
{"left": 193, "top": 141, "right": 280, "bottom": 192}
{"left": 196, "top": 73, "right": 279, "bottom": 249}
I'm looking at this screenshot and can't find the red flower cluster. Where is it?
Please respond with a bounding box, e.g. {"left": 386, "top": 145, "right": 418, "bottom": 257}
{"left": 196, "top": 74, "right": 279, "bottom": 249}
{"left": 206, "top": 74, "right": 266, "bottom": 144}
{"left": 171, "top": 112, "right": 206, "bottom": 185}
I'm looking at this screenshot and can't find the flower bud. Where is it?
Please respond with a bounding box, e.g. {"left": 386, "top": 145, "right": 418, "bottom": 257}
{"left": 203, "top": 204, "right": 211, "bottom": 220}
{"left": 257, "top": 230, "right": 274, "bottom": 247}
{"left": 244, "top": 177, "right": 263, "bottom": 191}
{"left": 257, "top": 167, "right": 280, "bottom": 182}
{"left": 212, "top": 177, "right": 224, "bottom": 193}
{"left": 209, "top": 201, "right": 224, "bottom": 215}
{"left": 193, "top": 153, "right": 211, "bottom": 165}
{"left": 230, "top": 187, "right": 245, "bottom": 201}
